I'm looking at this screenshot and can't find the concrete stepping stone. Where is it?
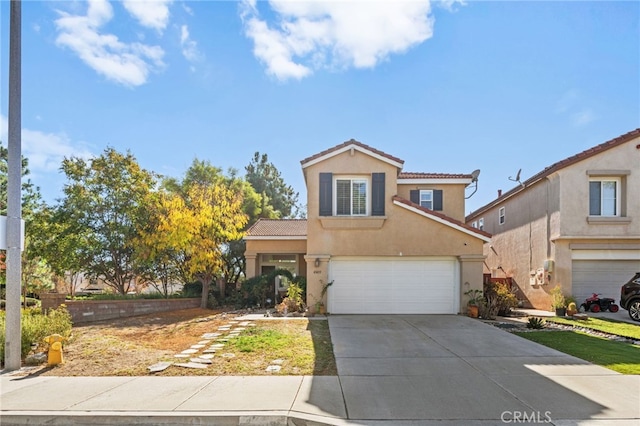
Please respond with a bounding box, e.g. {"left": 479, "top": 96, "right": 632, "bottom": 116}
{"left": 181, "top": 349, "right": 199, "bottom": 354}
{"left": 190, "top": 344, "right": 206, "bottom": 349}
{"left": 218, "top": 326, "right": 231, "bottom": 331}
{"left": 233, "top": 327, "right": 246, "bottom": 331}
{"left": 271, "top": 359, "right": 284, "bottom": 365}
{"left": 148, "top": 361, "right": 172, "bottom": 372}
{"left": 266, "top": 365, "right": 281, "bottom": 373}
{"left": 190, "top": 357, "right": 213, "bottom": 364}
{"left": 217, "top": 338, "right": 229, "bottom": 342}
{"left": 199, "top": 354, "right": 215, "bottom": 359}
{"left": 198, "top": 340, "right": 210, "bottom": 345}
{"left": 228, "top": 321, "right": 239, "bottom": 324}
{"left": 174, "top": 354, "right": 189, "bottom": 358}
{"left": 238, "top": 321, "right": 251, "bottom": 326}
{"left": 201, "top": 333, "right": 221, "bottom": 339}
{"left": 175, "top": 362, "right": 208, "bottom": 369}
{"left": 203, "top": 349, "right": 217, "bottom": 354}
{"left": 220, "top": 353, "right": 235, "bottom": 359}
{"left": 210, "top": 344, "right": 225, "bottom": 349}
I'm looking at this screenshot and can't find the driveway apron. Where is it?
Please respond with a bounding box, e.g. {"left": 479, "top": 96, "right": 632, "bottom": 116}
{"left": 328, "top": 314, "right": 640, "bottom": 423}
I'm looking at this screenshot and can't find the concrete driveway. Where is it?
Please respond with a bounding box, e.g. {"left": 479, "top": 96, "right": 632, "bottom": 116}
{"left": 329, "top": 315, "right": 640, "bottom": 424}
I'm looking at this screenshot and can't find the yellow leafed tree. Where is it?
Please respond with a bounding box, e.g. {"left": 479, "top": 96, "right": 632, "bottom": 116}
{"left": 150, "top": 183, "right": 248, "bottom": 308}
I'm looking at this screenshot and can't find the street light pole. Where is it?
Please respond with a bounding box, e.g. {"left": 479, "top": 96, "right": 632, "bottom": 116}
{"left": 4, "top": 0, "right": 22, "bottom": 371}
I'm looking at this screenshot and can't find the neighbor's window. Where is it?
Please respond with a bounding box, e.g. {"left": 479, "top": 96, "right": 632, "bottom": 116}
{"left": 471, "top": 221, "right": 477, "bottom": 228}
{"left": 498, "top": 207, "right": 505, "bottom": 225}
{"left": 589, "top": 178, "right": 620, "bottom": 217}
{"left": 419, "top": 190, "right": 433, "bottom": 210}
{"left": 479, "top": 218, "right": 484, "bottom": 231}
{"left": 336, "top": 178, "right": 368, "bottom": 216}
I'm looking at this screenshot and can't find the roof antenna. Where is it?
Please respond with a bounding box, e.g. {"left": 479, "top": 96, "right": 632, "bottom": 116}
{"left": 465, "top": 169, "right": 480, "bottom": 199}
{"left": 509, "top": 168, "right": 524, "bottom": 187}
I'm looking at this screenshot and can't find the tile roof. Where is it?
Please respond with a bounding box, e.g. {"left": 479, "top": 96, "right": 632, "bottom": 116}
{"left": 393, "top": 195, "right": 492, "bottom": 240}
{"left": 300, "top": 139, "right": 404, "bottom": 166}
{"left": 398, "top": 172, "right": 473, "bottom": 179}
{"left": 245, "top": 219, "right": 307, "bottom": 237}
{"left": 466, "top": 128, "right": 640, "bottom": 220}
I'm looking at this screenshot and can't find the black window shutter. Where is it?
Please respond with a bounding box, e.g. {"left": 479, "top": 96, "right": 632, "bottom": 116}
{"left": 434, "top": 190, "right": 443, "bottom": 211}
{"left": 372, "top": 172, "right": 385, "bottom": 216}
{"left": 410, "top": 190, "right": 420, "bottom": 204}
{"left": 589, "top": 181, "right": 601, "bottom": 215}
{"left": 319, "top": 173, "right": 333, "bottom": 216}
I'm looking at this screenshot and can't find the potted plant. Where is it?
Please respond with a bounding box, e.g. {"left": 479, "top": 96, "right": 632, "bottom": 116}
{"left": 313, "top": 280, "right": 333, "bottom": 315}
{"left": 550, "top": 285, "right": 566, "bottom": 316}
{"left": 464, "top": 289, "right": 483, "bottom": 318}
{"left": 566, "top": 301, "right": 578, "bottom": 316}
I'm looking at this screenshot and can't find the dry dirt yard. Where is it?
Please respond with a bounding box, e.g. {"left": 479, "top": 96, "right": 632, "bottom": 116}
{"left": 27, "top": 308, "right": 336, "bottom": 377}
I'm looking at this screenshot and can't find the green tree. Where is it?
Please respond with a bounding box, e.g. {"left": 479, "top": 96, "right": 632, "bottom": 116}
{"left": 0, "top": 143, "right": 42, "bottom": 221}
{"left": 57, "top": 148, "right": 156, "bottom": 294}
{"left": 245, "top": 152, "right": 300, "bottom": 218}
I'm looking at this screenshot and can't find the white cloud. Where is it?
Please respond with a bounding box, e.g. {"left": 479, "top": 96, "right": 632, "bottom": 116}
{"left": 555, "top": 89, "right": 579, "bottom": 114}
{"left": 122, "top": 0, "right": 172, "bottom": 32}
{"left": 54, "top": 0, "right": 165, "bottom": 87}
{"left": 180, "top": 25, "right": 201, "bottom": 67}
{"left": 241, "top": 0, "right": 437, "bottom": 81}
{"left": 1, "top": 115, "right": 94, "bottom": 174}
{"left": 571, "top": 109, "right": 597, "bottom": 127}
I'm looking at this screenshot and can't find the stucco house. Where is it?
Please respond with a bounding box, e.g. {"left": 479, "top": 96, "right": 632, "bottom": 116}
{"left": 245, "top": 140, "right": 491, "bottom": 314}
{"left": 465, "top": 129, "right": 640, "bottom": 310}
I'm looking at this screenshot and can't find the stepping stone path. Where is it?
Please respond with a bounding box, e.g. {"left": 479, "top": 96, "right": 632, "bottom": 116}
{"left": 266, "top": 358, "right": 284, "bottom": 373}
{"left": 149, "top": 317, "right": 255, "bottom": 373}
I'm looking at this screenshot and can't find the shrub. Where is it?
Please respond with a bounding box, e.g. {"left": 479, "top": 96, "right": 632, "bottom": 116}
{"left": 0, "top": 305, "right": 73, "bottom": 363}
{"left": 527, "top": 317, "right": 546, "bottom": 329}
{"left": 494, "top": 282, "right": 518, "bottom": 316}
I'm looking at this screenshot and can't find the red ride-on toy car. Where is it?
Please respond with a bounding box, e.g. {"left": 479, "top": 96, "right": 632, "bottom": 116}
{"left": 580, "top": 293, "right": 619, "bottom": 313}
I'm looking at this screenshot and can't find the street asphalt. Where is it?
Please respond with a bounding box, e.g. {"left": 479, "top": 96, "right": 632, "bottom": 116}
{"left": 1, "top": 314, "right": 639, "bottom": 425}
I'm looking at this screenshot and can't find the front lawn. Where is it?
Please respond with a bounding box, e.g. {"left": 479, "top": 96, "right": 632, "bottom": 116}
{"left": 547, "top": 316, "right": 640, "bottom": 340}
{"left": 515, "top": 330, "right": 640, "bottom": 374}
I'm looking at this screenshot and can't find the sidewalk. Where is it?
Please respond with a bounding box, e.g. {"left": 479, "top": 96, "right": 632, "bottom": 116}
{"left": 2, "top": 313, "right": 639, "bottom": 426}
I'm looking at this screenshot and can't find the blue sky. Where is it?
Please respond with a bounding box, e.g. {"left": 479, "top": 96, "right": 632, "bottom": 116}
{"left": 1, "top": 0, "right": 638, "bottom": 216}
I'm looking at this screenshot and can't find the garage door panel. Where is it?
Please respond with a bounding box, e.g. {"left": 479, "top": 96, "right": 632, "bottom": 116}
{"left": 572, "top": 260, "right": 640, "bottom": 304}
{"left": 329, "top": 258, "right": 457, "bottom": 314}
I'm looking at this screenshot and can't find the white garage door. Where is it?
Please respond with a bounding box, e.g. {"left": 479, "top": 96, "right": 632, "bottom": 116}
{"left": 328, "top": 257, "right": 458, "bottom": 314}
{"left": 572, "top": 260, "right": 640, "bottom": 304}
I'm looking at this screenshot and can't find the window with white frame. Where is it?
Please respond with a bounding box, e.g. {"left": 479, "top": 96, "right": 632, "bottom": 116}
{"left": 479, "top": 218, "right": 484, "bottom": 231}
{"left": 419, "top": 190, "right": 433, "bottom": 209}
{"left": 589, "top": 177, "right": 620, "bottom": 217}
{"left": 471, "top": 221, "right": 477, "bottom": 228}
{"left": 498, "top": 207, "right": 505, "bottom": 225}
{"left": 335, "top": 178, "right": 368, "bottom": 216}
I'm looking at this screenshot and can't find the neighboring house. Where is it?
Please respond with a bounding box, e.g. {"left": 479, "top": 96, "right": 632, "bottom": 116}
{"left": 465, "top": 129, "right": 640, "bottom": 310}
{"left": 245, "top": 139, "right": 490, "bottom": 314}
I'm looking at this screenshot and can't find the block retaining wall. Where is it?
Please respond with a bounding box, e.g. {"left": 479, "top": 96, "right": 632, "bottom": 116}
{"left": 60, "top": 298, "right": 201, "bottom": 324}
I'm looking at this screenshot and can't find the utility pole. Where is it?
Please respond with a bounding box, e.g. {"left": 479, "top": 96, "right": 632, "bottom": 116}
{"left": 4, "top": 0, "right": 22, "bottom": 371}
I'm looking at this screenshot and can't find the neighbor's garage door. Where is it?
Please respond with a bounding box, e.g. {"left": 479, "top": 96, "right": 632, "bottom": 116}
{"left": 572, "top": 259, "right": 640, "bottom": 304}
{"left": 328, "top": 257, "right": 458, "bottom": 314}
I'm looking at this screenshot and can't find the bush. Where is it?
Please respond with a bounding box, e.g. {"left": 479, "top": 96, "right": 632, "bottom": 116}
{"left": 0, "top": 305, "right": 73, "bottom": 363}
{"left": 527, "top": 317, "right": 546, "bottom": 329}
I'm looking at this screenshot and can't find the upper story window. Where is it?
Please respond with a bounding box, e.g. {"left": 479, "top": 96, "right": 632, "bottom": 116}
{"left": 336, "top": 178, "right": 368, "bottom": 216}
{"left": 498, "top": 207, "right": 505, "bottom": 225}
{"left": 419, "top": 190, "right": 433, "bottom": 209}
{"left": 589, "top": 177, "right": 620, "bottom": 217}
{"left": 471, "top": 221, "right": 477, "bottom": 228}
{"left": 478, "top": 218, "right": 484, "bottom": 230}
{"left": 409, "top": 189, "right": 443, "bottom": 211}
{"left": 319, "top": 172, "right": 385, "bottom": 217}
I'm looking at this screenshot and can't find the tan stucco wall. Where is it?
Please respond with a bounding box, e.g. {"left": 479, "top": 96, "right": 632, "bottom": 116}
{"left": 557, "top": 140, "right": 640, "bottom": 238}
{"left": 397, "top": 183, "right": 467, "bottom": 221}
{"left": 303, "top": 148, "right": 486, "bottom": 312}
{"left": 469, "top": 136, "right": 640, "bottom": 310}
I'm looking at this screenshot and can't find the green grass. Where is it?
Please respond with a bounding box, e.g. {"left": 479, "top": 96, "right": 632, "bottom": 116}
{"left": 219, "top": 320, "right": 337, "bottom": 375}
{"left": 515, "top": 330, "right": 640, "bottom": 374}
{"left": 548, "top": 316, "right": 640, "bottom": 340}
